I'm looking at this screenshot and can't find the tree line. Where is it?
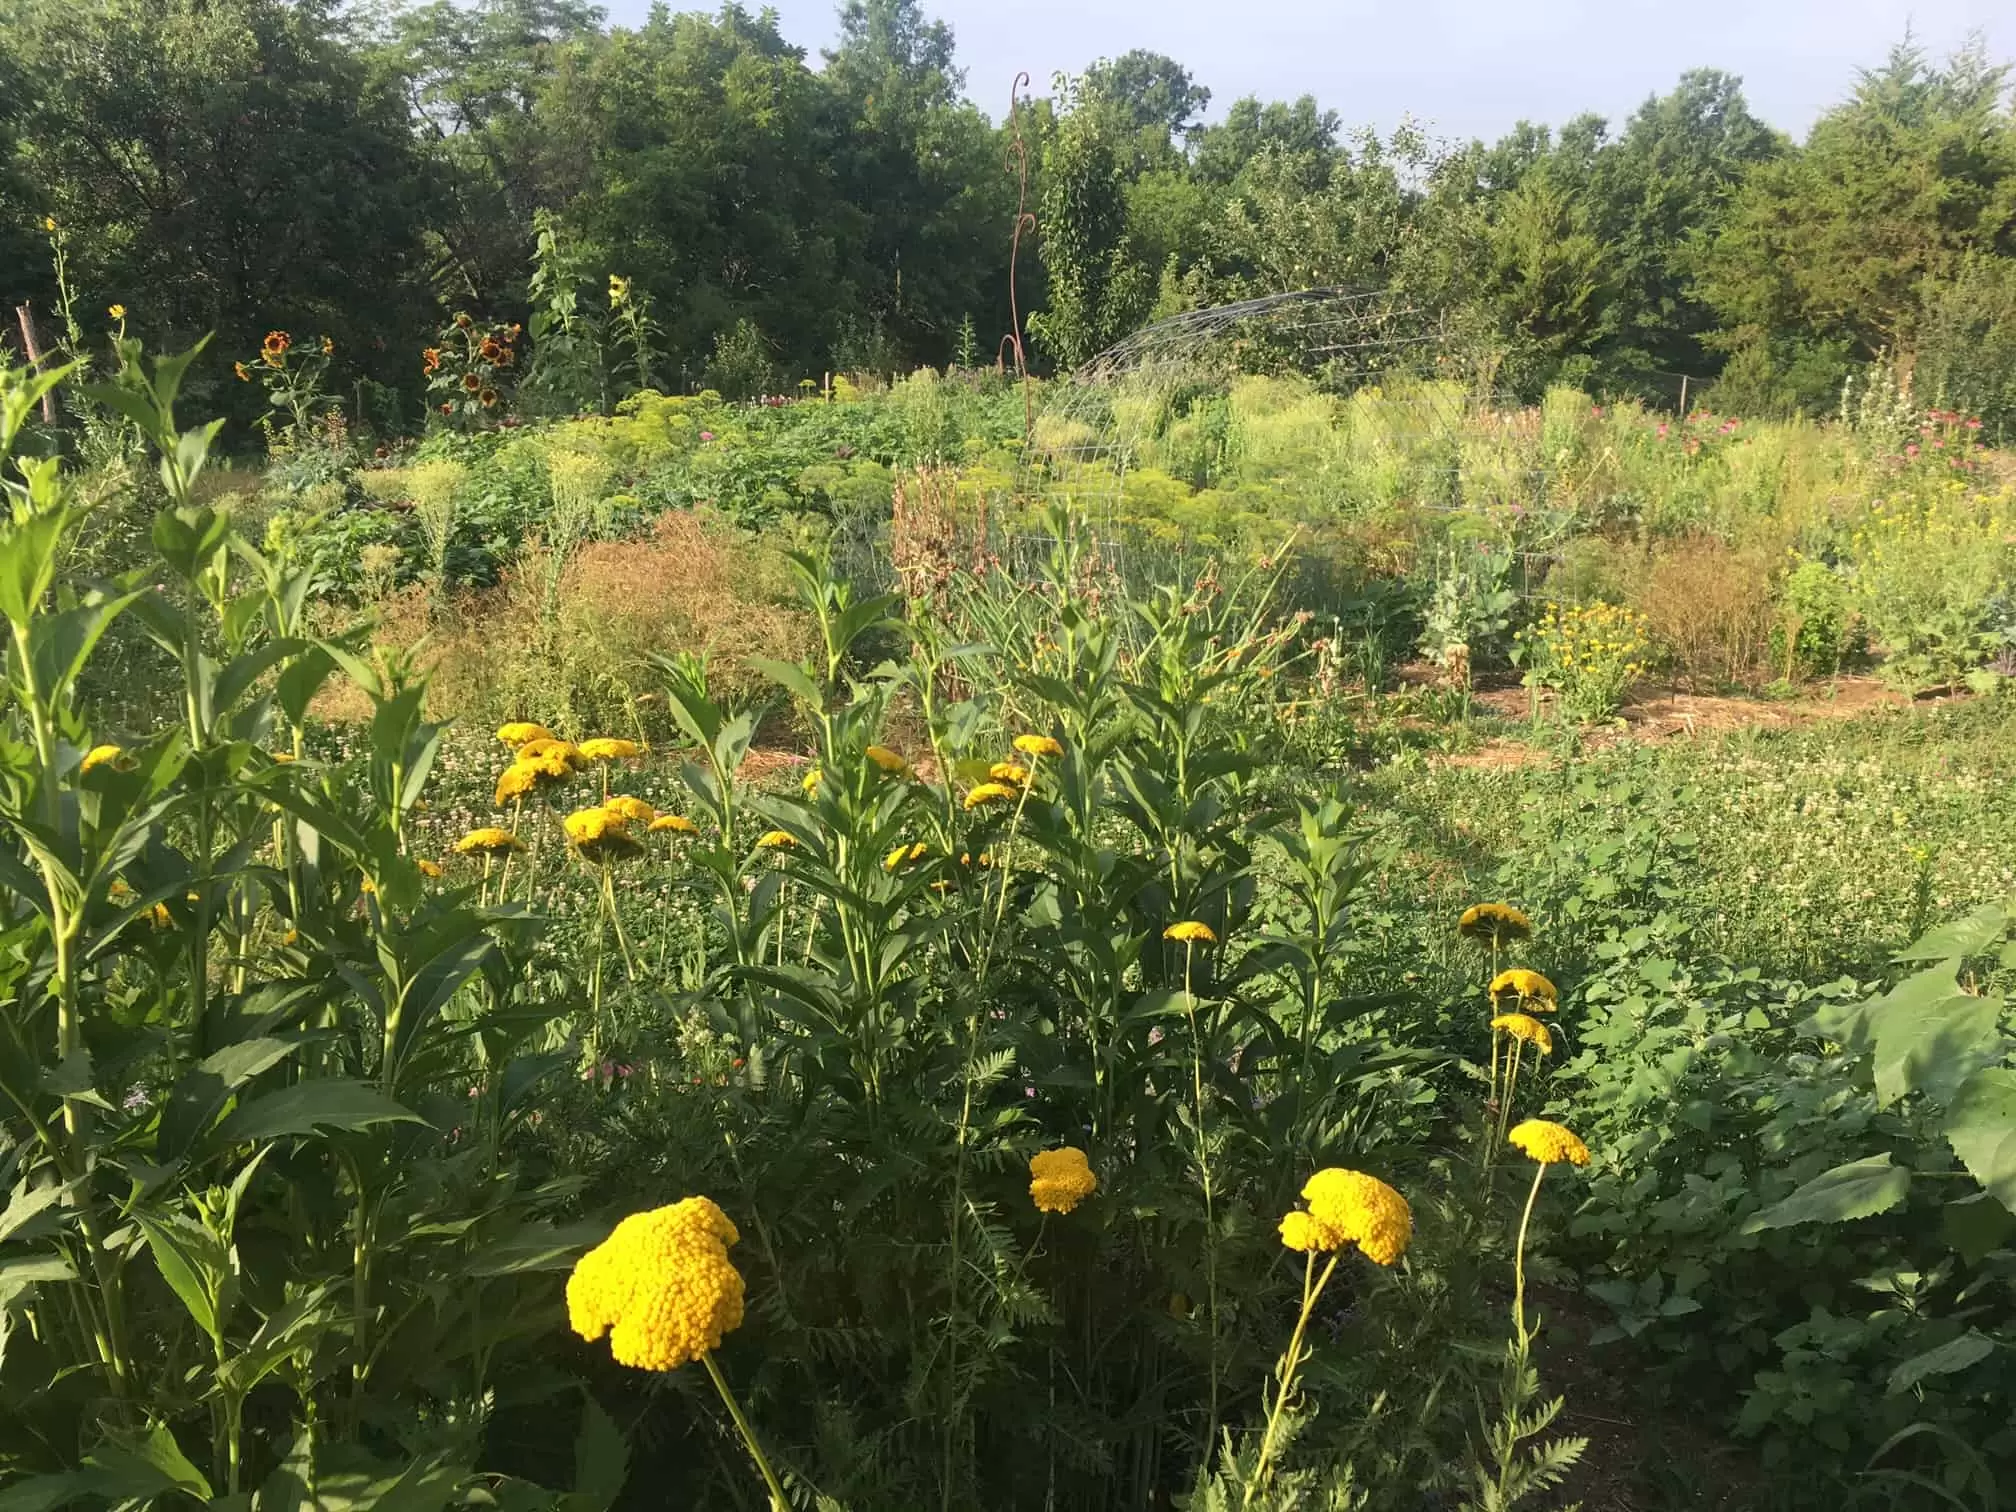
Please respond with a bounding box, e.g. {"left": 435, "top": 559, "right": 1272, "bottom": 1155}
{"left": 2, "top": 0, "right": 2013, "bottom": 428}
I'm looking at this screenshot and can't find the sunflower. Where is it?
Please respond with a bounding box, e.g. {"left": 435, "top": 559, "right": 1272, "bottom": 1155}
{"left": 1489, "top": 967, "right": 1559, "bottom": 1009}
{"left": 234, "top": 362, "right": 251, "bottom": 382}
{"left": 480, "top": 388, "right": 499, "bottom": 408}
{"left": 423, "top": 347, "right": 442, "bottom": 374}
{"left": 462, "top": 372, "right": 483, "bottom": 393}
{"left": 1013, "top": 733, "right": 1063, "bottom": 758}
{"left": 963, "top": 782, "right": 1017, "bottom": 809}
{"left": 480, "top": 336, "right": 503, "bottom": 362}
{"left": 578, "top": 737, "right": 644, "bottom": 762}
{"left": 1162, "top": 920, "right": 1217, "bottom": 944}
{"left": 1458, "top": 902, "right": 1532, "bottom": 944}
{"left": 261, "top": 330, "right": 290, "bottom": 360}
{"left": 455, "top": 312, "right": 474, "bottom": 330}
{"left": 1508, "top": 1118, "right": 1590, "bottom": 1167}
{"left": 1490, "top": 1013, "right": 1553, "bottom": 1054}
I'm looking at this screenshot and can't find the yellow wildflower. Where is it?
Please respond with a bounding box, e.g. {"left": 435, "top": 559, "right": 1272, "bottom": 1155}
{"left": 1013, "top": 733, "right": 1063, "bottom": 758}
{"left": 578, "top": 737, "right": 644, "bottom": 763}
{"left": 1279, "top": 1209, "right": 1344, "bottom": 1253}
{"left": 497, "top": 721, "right": 553, "bottom": 746}
{"left": 1163, "top": 921, "right": 1217, "bottom": 944}
{"left": 603, "top": 795, "right": 657, "bottom": 826}
{"left": 417, "top": 859, "right": 444, "bottom": 879}
{"left": 516, "top": 737, "right": 584, "bottom": 767}
{"left": 1029, "top": 1147, "right": 1098, "bottom": 1215}
{"left": 650, "top": 814, "right": 699, "bottom": 835}
{"left": 564, "top": 806, "right": 640, "bottom": 861}
{"left": 108, "top": 303, "right": 126, "bottom": 320}
{"left": 148, "top": 902, "right": 172, "bottom": 930}
{"left": 1459, "top": 902, "right": 1531, "bottom": 943}
{"left": 79, "top": 744, "right": 127, "bottom": 775}
{"left": 567, "top": 1198, "right": 745, "bottom": 1371}
{"left": 801, "top": 767, "right": 823, "bottom": 794}
{"left": 884, "top": 842, "right": 930, "bottom": 871}
{"left": 756, "top": 830, "right": 797, "bottom": 850}
{"left": 455, "top": 827, "right": 523, "bottom": 856}
{"left": 864, "top": 744, "right": 910, "bottom": 776}
{"left": 988, "top": 761, "right": 1030, "bottom": 786}
{"left": 963, "top": 782, "right": 1017, "bottom": 809}
{"left": 1508, "top": 1119, "right": 1591, "bottom": 1167}
{"left": 1490, "top": 967, "right": 1558, "bottom": 1008}
{"left": 1491, "top": 1013, "right": 1553, "bottom": 1054}
{"left": 495, "top": 753, "right": 574, "bottom": 805}
{"left": 1298, "top": 1168, "right": 1413, "bottom": 1266}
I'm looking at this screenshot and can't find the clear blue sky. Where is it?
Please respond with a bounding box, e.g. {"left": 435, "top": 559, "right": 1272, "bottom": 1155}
{"left": 603, "top": 0, "right": 2016, "bottom": 142}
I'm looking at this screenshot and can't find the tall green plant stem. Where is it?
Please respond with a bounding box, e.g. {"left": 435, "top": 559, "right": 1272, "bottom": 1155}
{"left": 1182, "top": 937, "right": 1221, "bottom": 1447}
{"left": 1513, "top": 1161, "right": 1548, "bottom": 1344}
{"left": 1243, "top": 1251, "right": 1340, "bottom": 1508}
{"left": 704, "top": 1352, "right": 788, "bottom": 1510}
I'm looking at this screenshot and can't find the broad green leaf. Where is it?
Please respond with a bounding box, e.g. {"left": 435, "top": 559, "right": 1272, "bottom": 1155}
{"left": 747, "top": 656, "right": 824, "bottom": 708}
{"left": 214, "top": 1079, "right": 424, "bottom": 1145}
{"left": 0, "top": 1254, "right": 76, "bottom": 1307}
{"left": 159, "top": 1036, "right": 304, "bottom": 1162}
{"left": 1894, "top": 904, "right": 2008, "bottom": 962}
{"left": 569, "top": 1397, "right": 628, "bottom": 1512}
{"left": 1941, "top": 1192, "right": 2016, "bottom": 1263}
{"left": 1886, "top": 1330, "right": 1995, "bottom": 1394}
{"left": 0, "top": 1473, "right": 89, "bottom": 1512}
{"left": 84, "top": 1423, "right": 213, "bottom": 1501}
{"left": 1945, "top": 1068, "right": 2016, "bottom": 1214}
{"left": 1871, "top": 984, "right": 2000, "bottom": 1107}
{"left": 0, "top": 1179, "right": 73, "bottom": 1245}
{"left": 1741, "top": 1154, "right": 1912, "bottom": 1233}
{"left": 137, "top": 1212, "right": 221, "bottom": 1342}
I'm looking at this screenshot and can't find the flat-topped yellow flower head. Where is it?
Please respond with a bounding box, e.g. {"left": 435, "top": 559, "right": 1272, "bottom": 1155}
{"left": 963, "top": 782, "right": 1017, "bottom": 809}
{"left": 1490, "top": 968, "right": 1558, "bottom": 1009}
{"left": 1029, "top": 1147, "right": 1098, "bottom": 1214}
{"left": 578, "top": 737, "right": 644, "bottom": 762}
{"left": 865, "top": 744, "right": 910, "bottom": 776}
{"left": 1163, "top": 921, "right": 1217, "bottom": 944}
{"left": 1013, "top": 733, "right": 1063, "bottom": 758}
{"left": 1491, "top": 1013, "right": 1553, "bottom": 1054}
{"left": 1296, "top": 1168, "right": 1413, "bottom": 1266}
{"left": 454, "top": 827, "right": 523, "bottom": 856}
{"left": 651, "top": 814, "right": 698, "bottom": 835}
{"left": 80, "top": 744, "right": 128, "bottom": 775}
{"left": 1508, "top": 1119, "right": 1590, "bottom": 1167}
{"left": 756, "top": 830, "right": 797, "bottom": 850}
{"left": 564, "top": 806, "right": 641, "bottom": 861}
{"left": 1459, "top": 902, "right": 1532, "bottom": 944}
{"left": 567, "top": 1198, "right": 745, "bottom": 1371}
{"left": 603, "top": 795, "right": 657, "bottom": 826}
{"left": 497, "top": 721, "right": 553, "bottom": 746}
{"left": 495, "top": 753, "right": 574, "bottom": 806}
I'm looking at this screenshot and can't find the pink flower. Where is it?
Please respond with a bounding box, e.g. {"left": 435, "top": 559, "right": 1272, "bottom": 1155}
{"left": 1591, "top": 405, "right": 1604, "bottom": 418}
{"left": 1655, "top": 423, "right": 1669, "bottom": 439}
{"left": 699, "top": 430, "right": 715, "bottom": 442}
{"left": 1906, "top": 443, "right": 1921, "bottom": 458}
{"left": 1966, "top": 417, "right": 1983, "bottom": 430}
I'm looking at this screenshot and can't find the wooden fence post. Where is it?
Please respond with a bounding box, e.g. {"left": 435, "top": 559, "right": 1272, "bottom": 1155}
{"left": 12, "top": 302, "right": 59, "bottom": 423}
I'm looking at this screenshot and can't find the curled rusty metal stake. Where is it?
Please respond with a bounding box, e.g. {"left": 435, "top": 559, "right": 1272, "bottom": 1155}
{"left": 1001, "top": 70, "right": 1036, "bottom": 448}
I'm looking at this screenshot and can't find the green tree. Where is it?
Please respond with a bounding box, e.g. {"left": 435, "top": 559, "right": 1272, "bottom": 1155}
{"left": 1192, "top": 96, "right": 1341, "bottom": 189}
{"left": 1028, "top": 77, "right": 1151, "bottom": 368}
{"left": 1085, "top": 49, "right": 1210, "bottom": 145}
{"left": 3, "top": 0, "right": 434, "bottom": 398}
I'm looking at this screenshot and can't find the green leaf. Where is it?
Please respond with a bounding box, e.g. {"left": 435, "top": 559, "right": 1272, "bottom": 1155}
{"left": 1945, "top": 1068, "right": 2016, "bottom": 1214}
{"left": 1894, "top": 904, "right": 2008, "bottom": 962}
{"left": 1887, "top": 1330, "right": 1995, "bottom": 1394}
{"left": 159, "top": 1036, "right": 304, "bottom": 1163}
{"left": 568, "top": 1398, "right": 628, "bottom": 1512}
{"left": 1741, "top": 1154, "right": 1912, "bottom": 1233}
{"left": 136, "top": 1212, "right": 221, "bottom": 1342}
{"left": 1941, "top": 1192, "right": 2016, "bottom": 1263}
{"left": 0, "top": 1254, "right": 76, "bottom": 1307}
{"left": 213, "top": 1079, "right": 425, "bottom": 1144}
{"left": 0, "top": 1473, "right": 89, "bottom": 1512}
{"left": 1871, "top": 984, "right": 2000, "bottom": 1107}
{"left": 84, "top": 1423, "right": 213, "bottom": 1502}
{"left": 747, "top": 656, "right": 824, "bottom": 708}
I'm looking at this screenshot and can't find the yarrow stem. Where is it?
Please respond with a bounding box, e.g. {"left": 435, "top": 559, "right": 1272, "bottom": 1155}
{"left": 1513, "top": 1159, "right": 1547, "bottom": 1343}
{"left": 703, "top": 1352, "right": 788, "bottom": 1510}
{"left": 1244, "top": 1250, "right": 1340, "bottom": 1508}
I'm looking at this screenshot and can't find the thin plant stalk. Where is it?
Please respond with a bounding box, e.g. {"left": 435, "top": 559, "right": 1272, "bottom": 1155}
{"left": 1182, "top": 936, "right": 1221, "bottom": 1447}
{"left": 703, "top": 1352, "right": 788, "bottom": 1511}
{"left": 1243, "top": 1250, "right": 1341, "bottom": 1507}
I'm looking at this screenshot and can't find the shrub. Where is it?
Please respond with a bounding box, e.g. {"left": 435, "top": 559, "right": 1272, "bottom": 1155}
{"left": 1844, "top": 492, "right": 2015, "bottom": 691}
{"left": 1516, "top": 600, "right": 1651, "bottom": 721}
{"left": 1631, "top": 536, "right": 1776, "bottom": 690}
{"left": 1769, "top": 557, "right": 1864, "bottom": 682}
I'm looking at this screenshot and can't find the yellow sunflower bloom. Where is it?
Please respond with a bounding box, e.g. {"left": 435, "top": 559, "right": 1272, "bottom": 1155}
{"left": 603, "top": 795, "right": 657, "bottom": 826}
{"left": 963, "top": 782, "right": 1017, "bottom": 809}
{"left": 1013, "top": 733, "right": 1063, "bottom": 758}
{"left": 454, "top": 827, "right": 523, "bottom": 856}
{"left": 567, "top": 1198, "right": 745, "bottom": 1371}
{"left": 1458, "top": 901, "right": 1532, "bottom": 943}
{"left": 1163, "top": 921, "right": 1217, "bottom": 944}
{"left": 650, "top": 814, "right": 698, "bottom": 835}
{"left": 1489, "top": 968, "right": 1559, "bottom": 1008}
{"left": 1298, "top": 1168, "right": 1413, "bottom": 1266}
{"left": 884, "top": 842, "right": 930, "bottom": 871}
{"left": 579, "top": 737, "right": 644, "bottom": 763}
{"left": 1029, "top": 1147, "right": 1098, "bottom": 1215}
{"left": 498, "top": 721, "right": 554, "bottom": 746}
{"left": 1508, "top": 1119, "right": 1591, "bottom": 1167}
{"left": 1491, "top": 1013, "right": 1554, "bottom": 1054}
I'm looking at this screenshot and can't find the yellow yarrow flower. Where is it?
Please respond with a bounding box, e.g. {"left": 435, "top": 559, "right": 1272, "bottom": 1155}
{"left": 1459, "top": 902, "right": 1532, "bottom": 943}
{"left": 454, "top": 827, "right": 523, "bottom": 856}
{"left": 516, "top": 737, "right": 584, "bottom": 767}
{"left": 578, "top": 737, "right": 644, "bottom": 763}
{"left": 567, "top": 1197, "right": 745, "bottom": 1371}
{"left": 756, "top": 830, "right": 797, "bottom": 850}
{"left": 1279, "top": 1209, "right": 1344, "bottom": 1253}
{"left": 1013, "top": 733, "right": 1063, "bottom": 758}
{"left": 495, "top": 753, "right": 574, "bottom": 805}
{"left": 864, "top": 744, "right": 910, "bottom": 776}
{"left": 108, "top": 303, "right": 126, "bottom": 320}
{"left": 1490, "top": 967, "right": 1558, "bottom": 1008}
{"left": 497, "top": 722, "right": 554, "bottom": 746}
{"left": 650, "top": 814, "right": 698, "bottom": 835}
{"left": 79, "top": 744, "right": 127, "bottom": 775}
{"left": 1163, "top": 920, "right": 1217, "bottom": 944}
{"left": 884, "top": 842, "right": 930, "bottom": 871}
{"left": 1029, "top": 1147, "right": 1098, "bottom": 1214}
{"left": 564, "top": 806, "right": 640, "bottom": 861}
{"left": 603, "top": 795, "right": 657, "bottom": 826}
{"left": 988, "top": 761, "right": 1030, "bottom": 786}
{"left": 1490, "top": 1013, "right": 1553, "bottom": 1054}
{"left": 963, "top": 782, "right": 1017, "bottom": 809}
{"left": 1508, "top": 1119, "right": 1591, "bottom": 1167}
{"left": 417, "top": 859, "right": 444, "bottom": 879}
{"left": 1298, "top": 1168, "right": 1412, "bottom": 1266}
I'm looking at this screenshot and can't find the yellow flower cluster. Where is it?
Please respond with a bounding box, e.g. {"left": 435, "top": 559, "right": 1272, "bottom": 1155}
{"left": 884, "top": 841, "right": 930, "bottom": 871}
{"left": 1163, "top": 920, "right": 1217, "bottom": 944}
{"left": 988, "top": 761, "right": 1030, "bottom": 786}
{"left": 651, "top": 814, "right": 698, "bottom": 835}
{"left": 603, "top": 795, "right": 657, "bottom": 826}
{"left": 1489, "top": 967, "right": 1557, "bottom": 1007}
{"left": 495, "top": 752, "right": 575, "bottom": 806}
{"left": 1279, "top": 1168, "right": 1412, "bottom": 1265}
{"left": 579, "top": 737, "right": 644, "bottom": 763}
{"left": 564, "top": 806, "right": 642, "bottom": 861}
{"left": 497, "top": 721, "right": 553, "bottom": 746}
{"left": 1013, "top": 733, "right": 1063, "bottom": 758}
{"left": 756, "top": 830, "right": 797, "bottom": 850}
{"left": 517, "top": 737, "right": 584, "bottom": 766}
{"left": 1029, "top": 1147, "right": 1098, "bottom": 1214}
{"left": 79, "top": 744, "right": 128, "bottom": 776}
{"left": 963, "top": 782, "right": 1017, "bottom": 809}
{"left": 1508, "top": 1119, "right": 1591, "bottom": 1167}
{"left": 1525, "top": 602, "right": 1649, "bottom": 716}
{"left": 567, "top": 1197, "right": 746, "bottom": 1371}
{"left": 1490, "top": 1012, "right": 1553, "bottom": 1054}
{"left": 865, "top": 744, "right": 910, "bottom": 776}
{"left": 454, "top": 827, "right": 523, "bottom": 856}
{"left": 1459, "top": 901, "right": 1531, "bottom": 943}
